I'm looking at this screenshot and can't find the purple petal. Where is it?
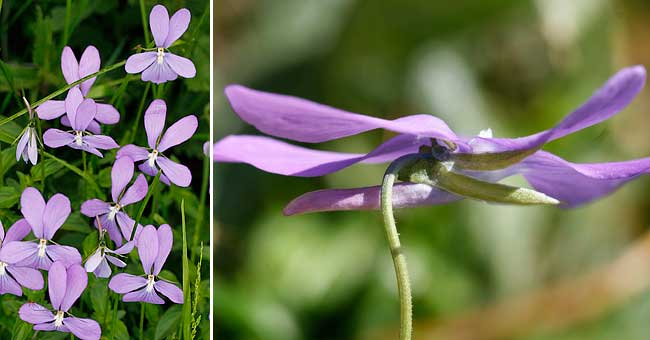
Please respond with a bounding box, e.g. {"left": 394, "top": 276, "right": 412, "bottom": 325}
{"left": 111, "top": 156, "right": 135, "bottom": 203}
{"left": 47, "top": 245, "right": 82, "bottom": 267}
{"left": 224, "top": 84, "right": 460, "bottom": 143}
{"left": 117, "top": 144, "right": 150, "bottom": 162}
{"left": 48, "top": 261, "right": 67, "bottom": 310}
{"left": 78, "top": 45, "right": 100, "bottom": 96}
{"left": 214, "top": 134, "right": 424, "bottom": 177}
{"left": 150, "top": 4, "right": 170, "bottom": 47}
{"left": 87, "top": 120, "right": 101, "bottom": 134}
{"left": 0, "top": 221, "right": 4, "bottom": 242}
{"left": 137, "top": 225, "right": 158, "bottom": 274}
{"left": 43, "top": 193, "right": 71, "bottom": 240}
{"left": 19, "top": 303, "right": 54, "bottom": 324}
{"left": 65, "top": 87, "right": 84, "bottom": 125}
{"left": 15, "top": 129, "right": 30, "bottom": 162}
{"left": 33, "top": 322, "right": 63, "bottom": 331}
{"left": 0, "top": 273, "right": 23, "bottom": 296}
{"left": 153, "top": 224, "right": 172, "bottom": 275}
{"left": 84, "top": 249, "right": 103, "bottom": 272}
{"left": 80, "top": 199, "right": 110, "bottom": 217}
{"left": 139, "top": 161, "right": 159, "bottom": 177}
{"left": 144, "top": 99, "right": 167, "bottom": 148}
{"left": 43, "top": 129, "right": 75, "bottom": 148}
{"left": 36, "top": 100, "right": 66, "bottom": 120}
{"left": 21, "top": 187, "right": 45, "bottom": 238}
{"left": 96, "top": 103, "right": 120, "bottom": 124}
{"left": 93, "top": 258, "right": 112, "bottom": 278}
{"left": 60, "top": 264, "right": 87, "bottom": 312}
{"left": 61, "top": 46, "right": 79, "bottom": 84}
{"left": 108, "top": 273, "right": 147, "bottom": 293}
{"left": 28, "top": 131, "right": 38, "bottom": 165}
{"left": 113, "top": 240, "right": 135, "bottom": 255}
{"left": 0, "top": 241, "right": 38, "bottom": 266}
{"left": 284, "top": 183, "right": 462, "bottom": 215}
{"left": 69, "top": 142, "right": 104, "bottom": 158}
{"left": 4, "top": 219, "right": 32, "bottom": 243}
{"left": 141, "top": 61, "right": 178, "bottom": 84}
{"left": 64, "top": 316, "right": 101, "bottom": 340}
{"left": 157, "top": 156, "right": 191, "bottom": 187}
{"left": 124, "top": 286, "right": 165, "bottom": 304}
{"left": 98, "top": 215, "right": 122, "bottom": 246}
{"left": 84, "top": 135, "right": 119, "bottom": 150}
{"left": 125, "top": 52, "right": 157, "bottom": 74}
{"left": 7, "top": 265, "right": 44, "bottom": 290}
{"left": 105, "top": 255, "right": 126, "bottom": 268}
{"left": 157, "top": 115, "right": 198, "bottom": 152}
{"left": 115, "top": 212, "right": 137, "bottom": 243}
{"left": 164, "top": 53, "right": 196, "bottom": 79}
{"left": 163, "top": 8, "right": 190, "bottom": 47}
{"left": 154, "top": 280, "right": 183, "bottom": 303}
{"left": 74, "top": 98, "right": 97, "bottom": 131}
{"left": 120, "top": 174, "right": 148, "bottom": 206}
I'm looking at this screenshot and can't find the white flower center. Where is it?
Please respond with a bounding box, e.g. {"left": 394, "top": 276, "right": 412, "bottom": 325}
{"left": 146, "top": 274, "right": 156, "bottom": 293}
{"left": 74, "top": 131, "right": 83, "bottom": 146}
{"left": 37, "top": 239, "right": 47, "bottom": 257}
{"left": 54, "top": 310, "right": 64, "bottom": 328}
{"left": 148, "top": 149, "right": 159, "bottom": 168}
{"left": 108, "top": 204, "right": 121, "bottom": 221}
{"left": 157, "top": 48, "right": 164, "bottom": 64}
{"left": 478, "top": 128, "right": 493, "bottom": 138}
{"left": 0, "top": 262, "right": 6, "bottom": 276}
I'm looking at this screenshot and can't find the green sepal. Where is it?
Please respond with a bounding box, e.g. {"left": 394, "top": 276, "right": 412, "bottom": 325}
{"left": 449, "top": 147, "right": 538, "bottom": 171}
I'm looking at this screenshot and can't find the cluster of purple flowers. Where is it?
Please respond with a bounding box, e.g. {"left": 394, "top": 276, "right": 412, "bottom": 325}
{"left": 9, "top": 4, "right": 199, "bottom": 340}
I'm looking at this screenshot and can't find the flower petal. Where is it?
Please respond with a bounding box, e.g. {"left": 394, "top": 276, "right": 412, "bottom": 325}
{"left": 157, "top": 115, "right": 198, "bottom": 152}
{"left": 60, "top": 264, "right": 87, "bottom": 312}
{"left": 156, "top": 156, "right": 192, "bottom": 187}
{"left": 137, "top": 225, "right": 158, "bottom": 274}
{"left": 0, "top": 241, "right": 38, "bottom": 265}
{"left": 214, "top": 134, "right": 424, "bottom": 177}
{"left": 98, "top": 215, "right": 122, "bottom": 246}
{"left": 48, "top": 261, "right": 67, "bottom": 311}
{"left": 43, "top": 193, "right": 71, "bottom": 240}
{"left": 116, "top": 211, "right": 137, "bottom": 242}
{"left": 224, "top": 84, "right": 459, "bottom": 143}
{"left": 15, "top": 129, "right": 30, "bottom": 162}
{"left": 163, "top": 8, "right": 190, "bottom": 47}
{"left": 19, "top": 302, "right": 54, "bottom": 324}
{"left": 154, "top": 280, "right": 183, "bottom": 303}
{"left": 113, "top": 240, "right": 135, "bottom": 255}
{"left": 164, "top": 53, "right": 196, "bottom": 79}
{"left": 111, "top": 156, "right": 135, "bottom": 203}
{"left": 125, "top": 52, "right": 157, "bottom": 74}
{"left": 80, "top": 199, "right": 111, "bottom": 217}
{"left": 117, "top": 144, "right": 150, "bottom": 162}
{"left": 108, "top": 273, "right": 147, "bottom": 293}
{"left": 47, "top": 245, "right": 82, "bottom": 267}
{"left": 75, "top": 98, "right": 97, "bottom": 132}
{"left": 94, "top": 258, "right": 113, "bottom": 277}
{"left": 65, "top": 86, "right": 84, "bottom": 125}
{"left": 141, "top": 61, "right": 178, "bottom": 84}
{"left": 43, "top": 129, "right": 75, "bottom": 148}
{"left": 144, "top": 99, "right": 167, "bottom": 149}
{"left": 5, "top": 219, "right": 32, "bottom": 243}
{"left": 106, "top": 255, "right": 126, "bottom": 268}
{"left": 64, "top": 316, "right": 101, "bottom": 340}
{"left": 124, "top": 286, "right": 165, "bottom": 304}
{"left": 283, "top": 183, "right": 462, "bottom": 215}
{"left": 83, "top": 135, "right": 119, "bottom": 150}
{"left": 21, "top": 187, "right": 45, "bottom": 238}
{"left": 95, "top": 103, "right": 120, "bottom": 125}
{"left": 78, "top": 45, "right": 100, "bottom": 96}
{"left": 0, "top": 273, "right": 22, "bottom": 296}
{"left": 120, "top": 174, "right": 148, "bottom": 206}
{"left": 36, "top": 100, "right": 65, "bottom": 120}
{"left": 153, "top": 224, "right": 172, "bottom": 275}
{"left": 7, "top": 265, "right": 44, "bottom": 290}
{"left": 150, "top": 4, "right": 170, "bottom": 47}
{"left": 61, "top": 46, "right": 79, "bottom": 84}
{"left": 84, "top": 249, "right": 103, "bottom": 272}
{"left": 28, "top": 131, "right": 38, "bottom": 165}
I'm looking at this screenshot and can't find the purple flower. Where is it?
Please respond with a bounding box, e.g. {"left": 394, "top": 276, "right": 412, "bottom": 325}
{"left": 0, "top": 219, "right": 44, "bottom": 296}
{"left": 43, "top": 91, "right": 120, "bottom": 157}
{"left": 81, "top": 156, "right": 148, "bottom": 246}
{"left": 85, "top": 240, "right": 134, "bottom": 279}
{"left": 36, "top": 46, "right": 120, "bottom": 134}
{"left": 117, "top": 99, "right": 198, "bottom": 187}
{"left": 16, "top": 126, "right": 38, "bottom": 165}
{"left": 0, "top": 188, "right": 81, "bottom": 270}
{"left": 125, "top": 5, "right": 196, "bottom": 84}
{"left": 19, "top": 261, "right": 101, "bottom": 340}
{"left": 214, "top": 66, "right": 650, "bottom": 214}
{"left": 108, "top": 224, "right": 183, "bottom": 304}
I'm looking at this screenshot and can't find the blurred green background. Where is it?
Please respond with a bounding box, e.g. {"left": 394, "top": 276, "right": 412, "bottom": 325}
{"left": 215, "top": 0, "right": 650, "bottom": 339}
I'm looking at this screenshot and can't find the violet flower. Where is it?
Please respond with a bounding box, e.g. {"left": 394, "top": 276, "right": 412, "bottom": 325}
{"left": 16, "top": 96, "right": 39, "bottom": 165}
{"left": 19, "top": 261, "right": 101, "bottom": 340}
{"left": 81, "top": 156, "right": 148, "bottom": 246}
{"left": 0, "top": 187, "right": 81, "bottom": 270}
{"left": 43, "top": 91, "right": 119, "bottom": 157}
{"left": 108, "top": 224, "right": 183, "bottom": 304}
{"left": 214, "top": 66, "right": 650, "bottom": 213}
{"left": 36, "top": 46, "right": 120, "bottom": 134}
{"left": 85, "top": 239, "right": 134, "bottom": 279}
{"left": 125, "top": 4, "right": 196, "bottom": 84}
{"left": 117, "top": 99, "right": 197, "bottom": 187}
{"left": 0, "top": 219, "right": 44, "bottom": 296}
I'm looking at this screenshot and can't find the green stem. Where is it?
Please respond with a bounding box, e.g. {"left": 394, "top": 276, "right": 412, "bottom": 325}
{"left": 139, "top": 303, "right": 145, "bottom": 340}
{"left": 43, "top": 151, "right": 101, "bottom": 195}
{"left": 61, "top": 0, "right": 71, "bottom": 48}
{"left": 139, "top": 0, "right": 151, "bottom": 46}
{"left": 381, "top": 155, "right": 419, "bottom": 340}
{"left": 109, "top": 293, "right": 119, "bottom": 340}
{"left": 191, "top": 154, "right": 209, "bottom": 262}
{"left": 181, "top": 199, "right": 191, "bottom": 340}
{"left": 130, "top": 172, "right": 160, "bottom": 241}
{"left": 35, "top": 118, "right": 45, "bottom": 190}
{"left": 0, "top": 60, "right": 126, "bottom": 127}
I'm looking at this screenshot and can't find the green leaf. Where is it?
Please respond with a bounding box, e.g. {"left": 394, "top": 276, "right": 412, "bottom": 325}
{"left": 61, "top": 212, "right": 92, "bottom": 233}
{"left": 155, "top": 305, "right": 182, "bottom": 340}
{"left": 98, "top": 166, "right": 112, "bottom": 188}
{"left": 30, "top": 159, "right": 65, "bottom": 181}
{"left": 0, "top": 186, "right": 20, "bottom": 208}
{"left": 11, "top": 321, "right": 32, "bottom": 340}
{"left": 82, "top": 230, "right": 99, "bottom": 257}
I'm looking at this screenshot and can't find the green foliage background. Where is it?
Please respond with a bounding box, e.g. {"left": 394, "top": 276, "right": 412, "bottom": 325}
{"left": 0, "top": 0, "right": 210, "bottom": 339}
{"left": 215, "top": 0, "right": 650, "bottom": 339}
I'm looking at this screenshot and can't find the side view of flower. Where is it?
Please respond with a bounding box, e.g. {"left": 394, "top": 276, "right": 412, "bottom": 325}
{"left": 0, "top": 219, "right": 44, "bottom": 296}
